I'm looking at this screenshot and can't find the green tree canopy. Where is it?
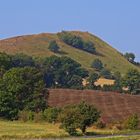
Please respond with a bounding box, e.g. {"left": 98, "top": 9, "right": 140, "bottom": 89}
{"left": 0, "top": 67, "right": 48, "bottom": 119}
{"left": 91, "top": 59, "right": 103, "bottom": 71}
{"left": 122, "top": 69, "right": 140, "bottom": 94}
{"left": 43, "top": 56, "right": 88, "bottom": 88}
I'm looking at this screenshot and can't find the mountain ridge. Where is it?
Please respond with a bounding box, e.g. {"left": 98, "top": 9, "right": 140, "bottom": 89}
{"left": 0, "top": 31, "right": 139, "bottom": 74}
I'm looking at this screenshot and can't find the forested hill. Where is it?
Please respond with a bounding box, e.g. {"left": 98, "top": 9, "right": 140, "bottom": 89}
{"left": 0, "top": 31, "right": 139, "bottom": 74}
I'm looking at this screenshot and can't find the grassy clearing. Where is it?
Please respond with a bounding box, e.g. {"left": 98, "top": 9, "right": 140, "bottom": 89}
{"left": 0, "top": 120, "right": 140, "bottom": 139}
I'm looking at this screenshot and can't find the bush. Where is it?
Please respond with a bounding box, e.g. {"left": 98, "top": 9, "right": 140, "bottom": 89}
{"left": 124, "top": 114, "right": 139, "bottom": 130}
{"left": 100, "top": 68, "right": 112, "bottom": 79}
{"left": 95, "top": 120, "right": 106, "bottom": 129}
{"left": 59, "top": 102, "right": 100, "bottom": 135}
{"left": 48, "top": 40, "right": 60, "bottom": 53}
{"left": 91, "top": 59, "right": 103, "bottom": 71}
{"left": 34, "top": 112, "right": 43, "bottom": 122}
{"left": 58, "top": 31, "right": 95, "bottom": 54}
{"left": 18, "top": 111, "right": 34, "bottom": 122}
{"left": 43, "top": 107, "right": 61, "bottom": 123}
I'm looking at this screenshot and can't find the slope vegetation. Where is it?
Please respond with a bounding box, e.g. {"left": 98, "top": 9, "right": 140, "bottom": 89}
{"left": 0, "top": 31, "right": 139, "bottom": 74}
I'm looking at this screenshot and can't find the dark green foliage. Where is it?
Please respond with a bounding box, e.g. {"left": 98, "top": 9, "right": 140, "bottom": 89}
{"left": 91, "top": 59, "right": 103, "bottom": 71}
{"left": 43, "top": 107, "right": 61, "bottom": 123}
{"left": 48, "top": 40, "right": 60, "bottom": 53}
{"left": 87, "top": 72, "right": 99, "bottom": 89}
{"left": 59, "top": 102, "right": 100, "bottom": 135}
{"left": 100, "top": 68, "right": 112, "bottom": 79}
{"left": 0, "top": 67, "right": 5, "bottom": 78}
{"left": 83, "top": 41, "right": 95, "bottom": 53}
{"left": 11, "top": 53, "right": 35, "bottom": 67}
{"left": 124, "top": 52, "right": 135, "bottom": 63}
{"left": 58, "top": 31, "right": 96, "bottom": 54}
{"left": 0, "top": 52, "right": 12, "bottom": 70}
{"left": 122, "top": 69, "right": 140, "bottom": 94}
{"left": 124, "top": 114, "right": 139, "bottom": 130}
{"left": 0, "top": 91, "right": 18, "bottom": 120}
{"left": 43, "top": 56, "right": 88, "bottom": 89}
{"left": 0, "top": 67, "right": 48, "bottom": 119}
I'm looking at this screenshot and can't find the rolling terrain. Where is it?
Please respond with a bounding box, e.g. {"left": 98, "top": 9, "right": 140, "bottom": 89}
{"left": 48, "top": 89, "right": 140, "bottom": 124}
{"left": 0, "top": 31, "right": 139, "bottom": 74}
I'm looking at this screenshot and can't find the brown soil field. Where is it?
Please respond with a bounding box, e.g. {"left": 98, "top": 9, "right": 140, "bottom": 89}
{"left": 48, "top": 89, "right": 140, "bottom": 123}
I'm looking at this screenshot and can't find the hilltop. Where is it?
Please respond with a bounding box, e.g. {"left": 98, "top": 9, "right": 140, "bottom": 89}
{"left": 0, "top": 31, "right": 139, "bottom": 74}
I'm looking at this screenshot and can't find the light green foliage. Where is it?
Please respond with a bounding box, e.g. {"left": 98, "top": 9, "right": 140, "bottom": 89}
{"left": 43, "top": 107, "right": 61, "bottom": 123}
{"left": 124, "top": 114, "right": 139, "bottom": 130}
{"left": 59, "top": 102, "right": 100, "bottom": 135}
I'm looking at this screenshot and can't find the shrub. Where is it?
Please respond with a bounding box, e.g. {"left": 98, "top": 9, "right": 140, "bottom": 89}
{"left": 91, "top": 59, "right": 103, "bottom": 71}
{"left": 124, "top": 114, "right": 139, "bottom": 130}
{"left": 34, "top": 112, "right": 43, "bottom": 122}
{"left": 58, "top": 31, "right": 95, "bottom": 54}
{"left": 59, "top": 102, "right": 100, "bottom": 135}
{"left": 48, "top": 40, "right": 60, "bottom": 53}
{"left": 100, "top": 68, "right": 112, "bottom": 79}
{"left": 18, "top": 111, "right": 34, "bottom": 122}
{"left": 95, "top": 120, "right": 106, "bottom": 129}
{"left": 43, "top": 107, "right": 61, "bottom": 123}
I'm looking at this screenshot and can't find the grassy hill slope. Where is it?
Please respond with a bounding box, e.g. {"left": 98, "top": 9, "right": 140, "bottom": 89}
{"left": 0, "top": 31, "right": 139, "bottom": 74}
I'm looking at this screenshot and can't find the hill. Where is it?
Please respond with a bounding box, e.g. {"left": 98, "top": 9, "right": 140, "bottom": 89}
{"left": 0, "top": 31, "right": 139, "bottom": 74}
{"left": 48, "top": 89, "right": 140, "bottom": 124}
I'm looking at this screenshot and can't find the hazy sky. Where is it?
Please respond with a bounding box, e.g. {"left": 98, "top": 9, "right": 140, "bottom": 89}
{"left": 0, "top": 0, "right": 140, "bottom": 61}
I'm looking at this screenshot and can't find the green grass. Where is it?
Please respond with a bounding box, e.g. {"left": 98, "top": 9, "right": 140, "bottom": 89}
{"left": 0, "top": 31, "right": 139, "bottom": 74}
{"left": 0, "top": 120, "right": 140, "bottom": 139}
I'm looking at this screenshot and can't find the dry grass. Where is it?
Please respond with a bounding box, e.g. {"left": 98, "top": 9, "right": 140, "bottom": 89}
{"left": 0, "top": 31, "right": 139, "bottom": 74}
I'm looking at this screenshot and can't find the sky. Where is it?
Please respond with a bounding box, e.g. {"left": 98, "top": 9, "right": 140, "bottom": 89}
{"left": 0, "top": 0, "right": 140, "bottom": 61}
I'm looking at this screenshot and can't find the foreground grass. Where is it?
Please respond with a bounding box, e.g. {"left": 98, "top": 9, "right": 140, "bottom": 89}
{"left": 0, "top": 120, "right": 68, "bottom": 139}
{"left": 81, "top": 136, "right": 140, "bottom": 140}
{"left": 0, "top": 120, "right": 140, "bottom": 139}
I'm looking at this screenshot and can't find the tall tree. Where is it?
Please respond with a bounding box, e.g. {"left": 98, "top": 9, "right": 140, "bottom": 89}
{"left": 122, "top": 69, "right": 140, "bottom": 94}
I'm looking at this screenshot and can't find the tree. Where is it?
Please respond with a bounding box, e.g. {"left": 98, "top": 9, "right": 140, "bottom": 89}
{"left": 124, "top": 53, "right": 135, "bottom": 63}
{"left": 77, "top": 101, "right": 100, "bottom": 134}
{"left": 87, "top": 72, "right": 99, "bottom": 89}
{"left": 0, "top": 91, "right": 18, "bottom": 120}
{"left": 43, "top": 56, "right": 88, "bottom": 88}
{"left": 11, "top": 53, "right": 35, "bottom": 67}
{"left": 59, "top": 106, "right": 80, "bottom": 135}
{"left": 0, "top": 52, "right": 12, "bottom": 70}
{"left": 0, "top": 67, "right": 48, "bottom": 119}
{"left": 100, "top": 68, "right": 112, "bottom": 79}
{"left": 59, "top": 102, "right": 100, "bottom": 135}
{"left": 58, "top": 31, "right": 96, "bottom": 54}
{"left": 122, "top": 69, "right": 140, "bottom": 94}
{"left": 91, "top": 59, "right": 103, "bottom": 71}
{"left": 48, "top": 40, "right": 60, "bottom": 53}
